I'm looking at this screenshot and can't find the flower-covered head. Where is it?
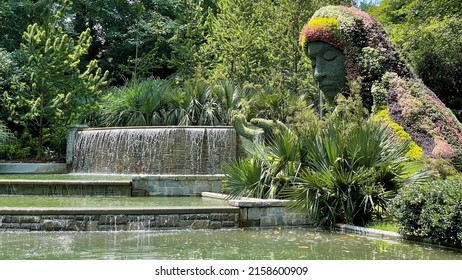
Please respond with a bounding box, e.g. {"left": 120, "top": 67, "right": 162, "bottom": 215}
{"left": 300, "top": 6, "right": 411, "bottom": 108}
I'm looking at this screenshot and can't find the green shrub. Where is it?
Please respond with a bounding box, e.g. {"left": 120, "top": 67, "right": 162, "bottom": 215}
{"left": 168, "top": 79, "right": 222, "bottom": 126}
{"left": 0, "top": 129, "right": 31, "bottom": 160}
{"left": 392, "top": 180, "right": 462, "bottom": 247}
{"left": 450, "top": 157, "right": 462, "bottom": 173}
{"left": 102, "top": 78, "right": 173, "bottom": 126}
{"left": 289, "top": 118, "right": 430, "bottom": 227}
{"left": 0, "top": 121, "right": 12, "bottom": 146}
{"left": 424, "top": 158, "right": 459, "bottom": 180}
{"left": 223, "top": 129, "right": 300, "bottom": 199}
{"left": 223, "top": 94, "right": 432, "bottom": 226}
{"left": 101, "top": 78, "right": 250, "bottom": 127}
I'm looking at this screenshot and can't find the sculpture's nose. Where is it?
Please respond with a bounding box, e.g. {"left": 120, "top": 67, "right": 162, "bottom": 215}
{"left": 313, "top": 58, "right": 326, "bottom": 83}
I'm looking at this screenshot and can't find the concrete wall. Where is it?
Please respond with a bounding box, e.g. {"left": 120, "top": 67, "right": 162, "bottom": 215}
{"left": 229, "top": 198, "right": 310, "bottom": 227}
{"left": 203, "top": 193, "right": 310, "bottom": 227}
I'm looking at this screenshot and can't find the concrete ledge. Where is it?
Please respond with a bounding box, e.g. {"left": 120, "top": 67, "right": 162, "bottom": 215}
{"left": 335, "top": 223, "right": 402, "bottom": 240}
{"left": 0, "top": 163, "right": 67, "bottom": 174}
{"left": 228, "top": 197, "right": 290, "bottom": 207}
{"left": 215, "top": 194, "right": 309, "bottom": 227}
{"left": 201, "top": 192, "right": 229, "bottom": 200}
{"left": 132, "top": 174, "right": 225, "bottom": 181}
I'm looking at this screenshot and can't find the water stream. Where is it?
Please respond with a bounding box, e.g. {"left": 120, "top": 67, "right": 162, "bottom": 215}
{"left": 71, "top": 127, "right": 237, "bottom": 175}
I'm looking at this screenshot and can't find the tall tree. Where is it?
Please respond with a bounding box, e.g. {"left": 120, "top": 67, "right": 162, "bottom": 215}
{"left": 204, "top": 0, "right": 271, "bottom": 85}
{"left": 3, "top": 0, "right": 108, "bottom": 159}
{"left": 68, "top": 0, "right": 212, "bottom": 84}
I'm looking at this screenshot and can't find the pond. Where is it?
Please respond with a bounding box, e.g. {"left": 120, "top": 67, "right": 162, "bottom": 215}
{"left": 1, "top": 228, "right": 460, "bottom": 260}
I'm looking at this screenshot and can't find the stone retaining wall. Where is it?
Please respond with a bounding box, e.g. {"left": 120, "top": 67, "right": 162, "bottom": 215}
{"left": 203, "top": 193, "right": 310, "bottom": 227}
{"left": 0, "top": 207, "right": 239, "bottom": 232}
{"left": 0, "top": 193, "right": 310, "bottom": 231}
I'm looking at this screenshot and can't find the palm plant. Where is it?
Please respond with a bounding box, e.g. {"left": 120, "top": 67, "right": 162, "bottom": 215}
{"left": 223, "top": 129, "right": 300, "bottom": 199}
{"left": 167, "top": 79, "right": 222, "bottom": 126}
{"left": 222, "top": 93, "right": 433, "bottom": 226}
{"left": 212, "top": 79, "right": 254, "bottom": 125}
{"left": 102, "top": 78, "right": 172, "bottom": 126}
{"left": 288, "top": 119, "right": 432, "bottom": 226}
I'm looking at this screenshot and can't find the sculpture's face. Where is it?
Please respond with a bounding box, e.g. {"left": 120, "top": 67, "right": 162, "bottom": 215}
{"left": 307, "top": 41, "right": 348, "bottom": 101}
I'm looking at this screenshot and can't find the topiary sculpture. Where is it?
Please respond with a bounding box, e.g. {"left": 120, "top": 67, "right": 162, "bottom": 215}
{"left": 299, "top": 5, "right": 462, "bottom": 160}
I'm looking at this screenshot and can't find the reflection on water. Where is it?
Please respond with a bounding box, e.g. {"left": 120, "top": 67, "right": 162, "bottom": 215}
{"left": 0, "top": 228, "right": 461, "bottom": 260}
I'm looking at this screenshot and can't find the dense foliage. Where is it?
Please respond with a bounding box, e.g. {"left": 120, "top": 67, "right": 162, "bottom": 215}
{"left": 101, "top": 78, "right": 254, "bottom": 127}
{"left": 392, "top": 179, "right": 462, "bottom": 247}
{"left": 1, "top": 0, "right": 461, "bottom": 244}
{"left": 2, "top": 1, "right": 107, "bottom": 160}
{"left": 223, "top": 95, "right": 431, "bottom": 226}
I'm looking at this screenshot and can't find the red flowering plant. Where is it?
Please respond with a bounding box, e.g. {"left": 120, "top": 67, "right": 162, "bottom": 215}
{"left": 299, "top": 5, "right": 462, "bottom": 160}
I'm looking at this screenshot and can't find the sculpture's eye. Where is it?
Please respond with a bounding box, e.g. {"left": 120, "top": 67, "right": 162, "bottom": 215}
{"left": 323, "top": 51, "right": 337, "bottom": 61}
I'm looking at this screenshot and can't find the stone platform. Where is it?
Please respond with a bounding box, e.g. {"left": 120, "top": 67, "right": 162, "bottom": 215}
{"left": 0, "top": 175, "right": 224, "bottom": 197}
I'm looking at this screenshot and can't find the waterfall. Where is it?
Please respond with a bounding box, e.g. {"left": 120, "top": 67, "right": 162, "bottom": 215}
{"left": 70, "top": 127, "right": 237, "bottom": 175}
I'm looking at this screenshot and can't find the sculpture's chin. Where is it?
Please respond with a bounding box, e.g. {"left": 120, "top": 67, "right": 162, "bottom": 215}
{"left": 321, "top": 86, "right": 349, "bottom": 102}
{"left": 321, "top": 90, "right": 338, "bottom": 101}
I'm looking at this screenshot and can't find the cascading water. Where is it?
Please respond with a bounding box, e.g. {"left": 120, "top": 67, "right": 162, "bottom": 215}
{"left": 70, "top": 127, "right": 238, "bottom": 175}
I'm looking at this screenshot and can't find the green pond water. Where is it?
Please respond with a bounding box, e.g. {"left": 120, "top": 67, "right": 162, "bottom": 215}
{"left": 0, "top": 196, "right": 227, "bottom": 207}
{"left": 0, "top": 228, "right": 461, "bottom": 260}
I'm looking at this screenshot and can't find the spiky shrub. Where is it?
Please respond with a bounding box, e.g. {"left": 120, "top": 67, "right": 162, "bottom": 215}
{"left": 223, "top": 94, "right": 431, "bottom": 226}
{"left": 102, "top": 78, "right": 172, "bottom": 126}
{"left": 223, "top": 129, "right": 300, "bottom": 199}
{"left": 211, "top": 79, "right": 254, "bottom": 125}
{"left": 288, "top": 118, "right": 430, "bottom": 226}
{"left": 167, "top": 79, "right": 222, "bottom": 126}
